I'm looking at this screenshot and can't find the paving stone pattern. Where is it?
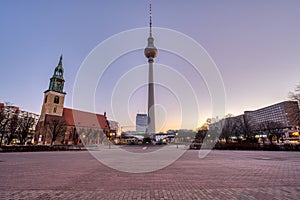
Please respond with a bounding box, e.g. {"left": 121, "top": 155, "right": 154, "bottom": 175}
{"left": 0, "top": 149, "right": 300, "bottom": 199}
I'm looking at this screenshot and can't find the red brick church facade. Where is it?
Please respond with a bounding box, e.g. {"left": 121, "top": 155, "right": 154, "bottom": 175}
{"left": 35, "top": 56, "right": 110, "bottom": 145}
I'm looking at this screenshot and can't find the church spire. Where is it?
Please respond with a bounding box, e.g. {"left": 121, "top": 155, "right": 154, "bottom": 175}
{"left": 58, "top": 54, "right": 62, "bottom": 68}
{"left": 47, "top": 55, "right": 65, "bottom": 93}
{"left": 54, "top": 54, "right": 64, "bottom": 78}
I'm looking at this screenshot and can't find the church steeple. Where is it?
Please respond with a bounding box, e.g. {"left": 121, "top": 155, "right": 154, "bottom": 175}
{"left": 47, "top": 55, "right": 65, "bottom": 93}
{"left": 54, "top": 54, "right": 64, "bottom": 78}
{"left": 40, "top": 55, "right": 66, "bottom": 120}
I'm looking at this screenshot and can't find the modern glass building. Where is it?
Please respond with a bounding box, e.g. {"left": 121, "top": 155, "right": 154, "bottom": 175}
{"left": 136, "top": 114, "right": 148, "bottom": 134}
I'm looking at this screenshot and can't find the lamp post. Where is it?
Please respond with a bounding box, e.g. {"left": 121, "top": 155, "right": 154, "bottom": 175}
{"left": 176, "top": 132, "right": 179, "bottom": 148}
{"left": 109, "top": 133, "right": 113, "bottom": 149}
{"left": 82, "top": 133, "right": 86, "bottom": 144}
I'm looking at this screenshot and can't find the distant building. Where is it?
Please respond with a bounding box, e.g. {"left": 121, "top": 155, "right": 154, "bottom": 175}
{"left": 35, "top": 56, "right": 110, "bottom": 145}
{"left": 136, "top": 113, "right": 147, "bottom": 134}
{"left": 209, "top": 101, "right": 300, "bottom": 134}
{"left": 209, "top": 119, "right": 225, "bottom": 133}
{"left": 0, "top": 103, "right": 40, "bottom": 132}
{"left": 210, "top": 114, "right": 245, "bottom": 130}
{"left": 176, "top": 129, "right": 195, "bottom": 143}
{"left": 244, "top": 101, "right": 300, "bottom": 130}
{"left": 108, "top": 120, "right": 120, "bottom": 137}
{"left": 0, "top": 104, "right": 20, "bottom": 118}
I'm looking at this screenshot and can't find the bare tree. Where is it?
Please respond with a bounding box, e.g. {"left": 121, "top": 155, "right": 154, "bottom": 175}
{"left": 221, "top": 118, "right": 235, "bottom": 143}
{"left": 0, "top": 110, "right": 9, "bottom": 146}
{"left": 4, "top": 102, "right": 13, "bottom": 106}
{"left": 259, "top": 121, "right": 284, "bottom": 144}
{"left": 289, "top": 84, "right": 300, "bottom": 103}
{"left": 18, "top": 116, "right": 35, "bottom": 144}
{"left": 220, "top": 114, "right": 249, "bottom": 143}
{"left": 195, "top": 123, "right": 208, "bottom": 143}
{"left": 196, "top": 123, "right": 209, "bottom": 133}
{"left": 225, "top": 113, "right": 234, "bottom": 118}
{"left": 7, "top": 115, "right": 20, "bottom": 145}
{"left": 232, "top": 117, "right": 245, "bottom": 142}
{"left": 46, "top": 117, "right": 67, "bottom": 146}
{"left": 242, "top": 118, "right": 253, "bottom": 139}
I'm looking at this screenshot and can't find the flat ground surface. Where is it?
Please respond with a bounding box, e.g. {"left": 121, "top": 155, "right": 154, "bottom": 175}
{"left": 0, "top": 147, "right": 300, "bottom": 200}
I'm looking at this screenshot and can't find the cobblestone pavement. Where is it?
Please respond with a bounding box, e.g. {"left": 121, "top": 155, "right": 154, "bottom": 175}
{"left": 0, "top": 148, "right": 300, "bottom": 199}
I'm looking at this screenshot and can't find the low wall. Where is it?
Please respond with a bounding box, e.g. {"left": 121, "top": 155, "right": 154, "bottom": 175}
{"left": 0, "top": 145, "right": 86, "bottom": 152}
{"left": 190, "top": 143, "right": 300, "bottom": 151}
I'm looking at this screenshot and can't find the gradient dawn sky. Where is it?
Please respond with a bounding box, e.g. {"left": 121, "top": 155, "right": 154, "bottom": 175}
{"left": 1, "top": 0, "right": 300, "bottom": 132}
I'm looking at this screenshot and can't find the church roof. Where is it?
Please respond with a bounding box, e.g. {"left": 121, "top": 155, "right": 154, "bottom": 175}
{"left": 43, "top": 108, "right": 109, "bottom": 131}
{"left": 62, "top": 108, "right": 109, "bottom": 130}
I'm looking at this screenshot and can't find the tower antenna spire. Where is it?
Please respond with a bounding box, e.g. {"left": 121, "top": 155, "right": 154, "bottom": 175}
{"left": 149, "top": 0, "right": 152, "bottom": 37}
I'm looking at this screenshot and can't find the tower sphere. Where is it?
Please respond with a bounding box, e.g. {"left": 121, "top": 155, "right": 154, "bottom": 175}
{"left": 144, "top": 36, "right": 158, "bottom": 59}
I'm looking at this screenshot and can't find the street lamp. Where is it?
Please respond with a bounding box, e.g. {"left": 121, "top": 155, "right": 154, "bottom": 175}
{"left": 176, "top": 132, "right": 179, "bottom": 149}
{"left": 82, "top": 133, "right": 86, "bottom": 145}
{"left": 109, "top": 133, "right": 113, "bottom": 149}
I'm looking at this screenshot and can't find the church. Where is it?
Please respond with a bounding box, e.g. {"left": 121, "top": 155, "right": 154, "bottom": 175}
{"left": 35, "top": 56, "right": 110, "bottom": 145}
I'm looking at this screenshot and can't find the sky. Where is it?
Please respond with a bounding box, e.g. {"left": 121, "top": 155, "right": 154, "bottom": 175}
{"left": 1, "top": 0, "right": 300, "bottom": 132}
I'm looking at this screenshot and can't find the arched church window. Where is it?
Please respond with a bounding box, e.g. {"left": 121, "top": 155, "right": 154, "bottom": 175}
{"left": 53, "top": 107, "right": 57, "bottom": 113}
{"left": 54, "top": 96, "right": 59, "bottom": 104}
{"left": 44, "top": 96, "right": 48, "bottom": 103}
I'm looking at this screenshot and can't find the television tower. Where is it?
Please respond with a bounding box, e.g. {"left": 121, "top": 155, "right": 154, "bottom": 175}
{"left": 144, "top": 1, "right": 158, "bottom": 134}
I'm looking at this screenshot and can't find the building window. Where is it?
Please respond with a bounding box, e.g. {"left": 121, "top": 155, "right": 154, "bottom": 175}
{"left": 53, "top": 107, "right": 57, "bottom": 113}
{"left": 54, "top": 96, "right": 59, "bottom": 104}
{"left": 44, "top": 96, "right": 48, "bottom": 103}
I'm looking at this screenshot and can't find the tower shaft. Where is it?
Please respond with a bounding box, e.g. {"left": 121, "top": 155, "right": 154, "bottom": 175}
{"left": 148, "top": 59, "right": 155, "bottom": 134}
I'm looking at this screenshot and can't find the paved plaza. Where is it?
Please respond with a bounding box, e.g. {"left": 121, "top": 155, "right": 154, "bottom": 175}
{"left": 0, "top": 147, "right": 300, "bottom": 200}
